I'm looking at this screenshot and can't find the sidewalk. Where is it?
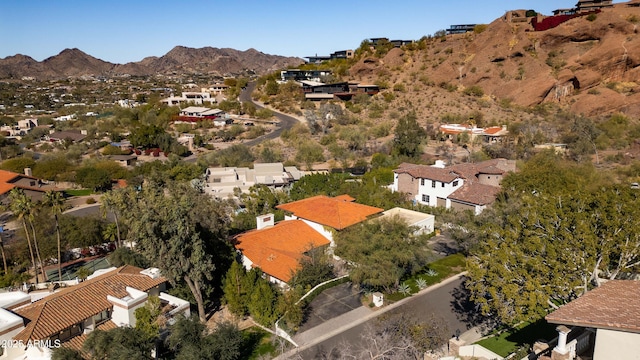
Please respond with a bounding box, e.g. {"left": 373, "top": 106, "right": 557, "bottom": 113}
{"left": 277, "top": 272, "right": 480, "bottom": 359}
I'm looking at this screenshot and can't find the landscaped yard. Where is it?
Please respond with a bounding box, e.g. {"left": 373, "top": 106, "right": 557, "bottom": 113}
{"left": 64, "top": 189, "right": 93, "bottom": 196}
{"left": 386, "top": 252, "right": 466, "bottom": 301}
{"left": 475, "top": 319, "right": 557, "bottom": 357}
{"left": 241, "top": 328, "right": 278, "bottom": 359}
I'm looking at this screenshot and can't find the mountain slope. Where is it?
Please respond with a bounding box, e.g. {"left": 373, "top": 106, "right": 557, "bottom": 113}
{"left": 0, "top": 46, "right": 304, "bottom": 80}
{"left": 348, "top": 2, "right": 640, "bottom": 118}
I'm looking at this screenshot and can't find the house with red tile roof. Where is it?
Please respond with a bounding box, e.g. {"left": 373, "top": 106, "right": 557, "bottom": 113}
{"left": 234, "top": 219, "right": 331, "bottom": 287}
{"left": 544, "top": 280, "right": 640, "bottom": 360}
{"left": 234, "top": 196, "right": 383, "bottom": 287}
{"left": 0, "top": 169, "right": 59, "bottom": 203}
{"left": 391, "top": 159, "right": 515, "bottom": 214}
{"left": 276, "top": 195, "right": 384, "bottom": 246}
{"left": 0, "top": 265, "right": 189, "bottom": 359}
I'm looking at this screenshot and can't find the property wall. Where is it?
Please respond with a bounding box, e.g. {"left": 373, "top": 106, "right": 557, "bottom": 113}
{"left": 593, "top": 329, "right": 640, "bottom": 360}
{"left": 413, "top": 217, "right": 435, "bottom": 234}
{"left": 300, "top": 219, "right": 335, "bottom": 246}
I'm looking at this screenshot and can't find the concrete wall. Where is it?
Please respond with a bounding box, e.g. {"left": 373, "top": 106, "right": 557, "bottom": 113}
{"left": 593, "top": 329, "right": 640, "bottom": 360}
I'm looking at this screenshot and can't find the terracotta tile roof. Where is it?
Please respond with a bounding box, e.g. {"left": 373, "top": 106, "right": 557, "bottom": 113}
{"left": 483, "top": 126, "right": 507, "bottom": 135}
{"left": 234, "top": 220, "right": 331, "bottom": 282}
{"left": 448, "top": 183, "right": 501, "bottom": 205}
{"left": 276, "top": 195, "right": 383, "bottom": 230}
{"left": 62, "top": 320, "right": 117, "bottom": 356}
{"left": 0, "top": 169, "right": 58, "bottom": 196}
{"left": 395, "top": 165, "right": 460, "bottom": 183}
{"left": 13, "top": 265, "right": 166, "bottom": 342}
{"left": 546, "top": 280, "right": 640, "bottom": 333}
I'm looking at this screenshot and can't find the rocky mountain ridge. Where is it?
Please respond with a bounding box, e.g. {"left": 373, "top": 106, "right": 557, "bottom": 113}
{"left": 348, "top": 1, "right": 640, "bottom": 118}
{"left": 0, "top": 46, "right": 304, "bottom": 80}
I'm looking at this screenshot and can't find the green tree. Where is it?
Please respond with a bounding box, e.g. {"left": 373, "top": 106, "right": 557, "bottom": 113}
{"left": 247, "top": 280, "right": 280, "bottom": 326}
{"left": 75, "top": 166, "right": 111, "bottom": 192}
{"left": 392, "top": 112, "right": 425, "bottom": 158}
{"left": 128, "top": 124, "right": 165, "bottom": 149}
{"left": 108, "top": 247, "right": 149, "bottom": 268}
{"left": 295, "top": 142, "right": 325, "bottom": 170}
{"left": 83, "top": 327, "right": 153, "bottom": 360}
{"left": 51, "top": 347, "right": 83, "bottom": 360}
{"left": 127, "top": 182, "right": 233, "bottom": 321}
{"left": 135, "top": 295, "right": 162, "bottom": 340}
{"left": 42, "top": 190, "right": 65, "bottom": 281}
{"left": 335, "top": 216, "right": 430, "bottom": 292}
{"left": 223, "top": 261, "right": 249, "bottom": 315}
{"left": 0, "top": 156, "right": 36, "bottom": 174}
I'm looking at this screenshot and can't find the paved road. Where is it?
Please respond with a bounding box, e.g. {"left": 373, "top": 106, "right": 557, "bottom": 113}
{"left": 240, "top": 82, "right": 301, "bottom": 147}
{"left": 291, "top": 277, "right": 476, "bottom": 359}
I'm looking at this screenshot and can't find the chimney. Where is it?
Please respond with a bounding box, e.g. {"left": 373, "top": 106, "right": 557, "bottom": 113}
{"left": 256, "top": 214, "right": 274, "bottom": 230}
{"left": 24, "top": 168, "right": 32, "bottom": 177}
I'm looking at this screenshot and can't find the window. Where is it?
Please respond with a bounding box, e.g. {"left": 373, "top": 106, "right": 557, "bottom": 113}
{"left": 441, "top": 182, "right": 445, "bottom": 188}
{"left": 422, "top": 194, "right": 430, "bottom": 203}
{"left": 420, "top": 179, "right": 425, "bottom": 186}
{"left": 453, "top": 180, "right": 459, "bottom": 187}
{"left": 432, "top": 180, "right": 436, "bottom": 188}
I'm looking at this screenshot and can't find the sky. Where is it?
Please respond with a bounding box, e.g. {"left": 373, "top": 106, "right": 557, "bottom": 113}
{"left": 0, "top": 0, "right": 612, "bottom": 64}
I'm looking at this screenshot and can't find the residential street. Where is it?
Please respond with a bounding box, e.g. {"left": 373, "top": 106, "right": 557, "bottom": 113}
{"left": 239, "top": 82, "right": 302, "bottom": 147}
{"left": 280, "top": 275, "right": 484, "bottom": 359}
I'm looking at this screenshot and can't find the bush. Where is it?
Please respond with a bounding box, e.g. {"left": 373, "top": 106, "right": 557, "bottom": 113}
{"left": 473, "top": 24, "right": 488, "bottom": 34}
{"left": 86, "top": 197, "right": 97, "bottom": 204}
{"left": 586, "top": 13, "right": 597, "bottom": 22}
{"left": 463, "top": 85, "right": 484, "bottom": 97}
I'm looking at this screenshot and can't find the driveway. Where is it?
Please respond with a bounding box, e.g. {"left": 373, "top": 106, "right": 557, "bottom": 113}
{"left": 297, "top": 282, "right": 362, "bottom": 333}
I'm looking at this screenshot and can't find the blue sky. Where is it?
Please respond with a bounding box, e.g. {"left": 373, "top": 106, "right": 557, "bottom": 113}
{"left": 0, "top": 0, "right": 614, "bottom": 64}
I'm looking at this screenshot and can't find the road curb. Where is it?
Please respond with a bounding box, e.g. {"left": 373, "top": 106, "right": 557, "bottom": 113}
{"left": 275, "top": 271, "right": 468, "bottom": 359}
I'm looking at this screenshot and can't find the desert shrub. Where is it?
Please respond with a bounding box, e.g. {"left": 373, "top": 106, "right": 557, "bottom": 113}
{"left": 463, "top": 86, "right": 484, "bottom": 97}
{"left": 586, "top": 14, "right": 597, "bottom": 22}
{"left": 473, "top": 24, "right": 488, "bottom": 34}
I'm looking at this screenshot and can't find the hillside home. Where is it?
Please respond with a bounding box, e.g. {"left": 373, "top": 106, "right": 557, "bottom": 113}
{"left": 276, "top": 195, "right": 384, "bottom": 247}
{"left": 280, "top": 69, "right": 332, "bottom": 82}
{"left": 234, "top": 217, "right": 331, "bottom": 287}
{"left": 161, "top": 92, "right": 215, "bottom": 106}
{"left": 109, "top": 154, "right": 137, "bottom": 167}
{"left": 0, "top": 169, "right": 59, "bottom": 203}
{"left": 391, "top": 159, "right": 515, "bottom": 214}
{"left": 45, "top": 130, "right": 87, "bottom": 144}
{"left": 0, "top": 266, "right": 190, "bottom": 359}
{"left": 446, "top": 24, "right": 477, "bottom": 34}
{"left": 204, "top": 163, "right": 303, "bottom": 199}
{"left": 203, "top": 84, "right": 228, "bottom": 95}
{"left": 0, "top": 118, "right": 38, "bottom": 137}
{"left": 544, "top": 280, "right": 640, "bottom": 360}
{"left": 439, "top": 124, "right": 509, "bottom": 143}
{"left": 576, "top": 0, "right": 613, "bottom": 12}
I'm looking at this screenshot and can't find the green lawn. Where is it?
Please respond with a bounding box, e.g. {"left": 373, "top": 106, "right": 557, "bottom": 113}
{"left": 475, "top": 320, "right": 557, "bottom": 357}
{"left": 64, "top": 189, "right": 93, "bottom": 196}
{"left": 241, "top": 328, "right": 277, "bottom": 360}
{"left": 386, "top": 253, "right": 466, "bottom": 301}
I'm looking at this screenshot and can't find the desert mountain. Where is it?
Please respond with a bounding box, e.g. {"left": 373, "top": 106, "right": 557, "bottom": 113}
{"left": 348, "top": 2, "right": 640, "bottom": 117}
{"left": 0, "top": 46, "right": 304, "bottom": 80}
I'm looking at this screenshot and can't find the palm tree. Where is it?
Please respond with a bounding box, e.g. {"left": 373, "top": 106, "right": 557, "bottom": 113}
{"left": 26, "top": 205, "right": 47, "bottom": 282}
{"left": 9, "top": 189, "right": 39, "bottom": 283}
{"left": 101, "top": 188, "right": 130, "bottom": 248}
{"left": 43, "top": 190, "right": 65, "bottom": 282}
